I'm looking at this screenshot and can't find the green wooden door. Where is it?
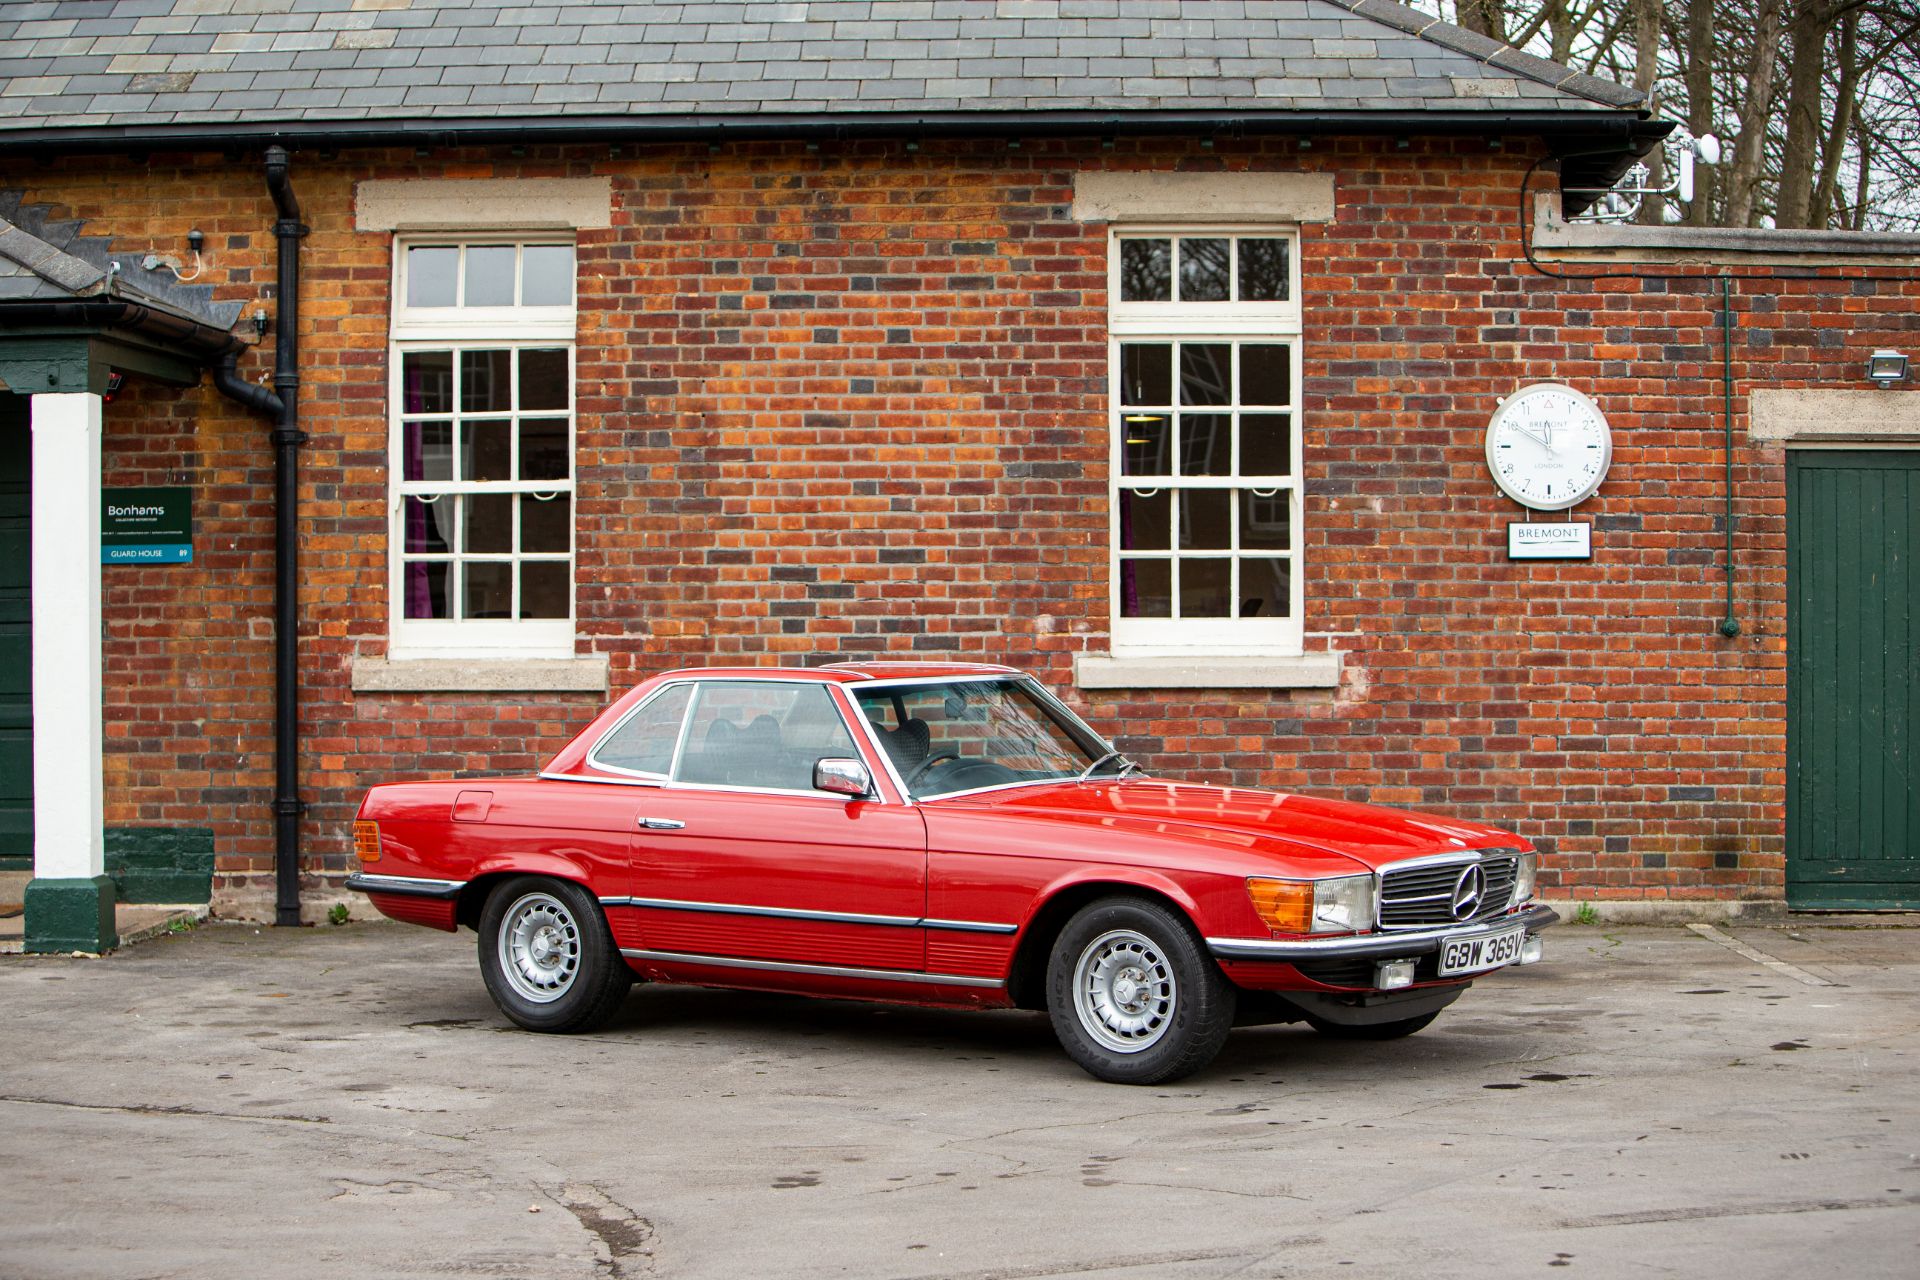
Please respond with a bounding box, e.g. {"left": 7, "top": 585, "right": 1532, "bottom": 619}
{"left": 1787, "top": 450, "right": 1919, "bottom": 908}
{"left": 0, "top": 396, "right": 29, "bottom": 871}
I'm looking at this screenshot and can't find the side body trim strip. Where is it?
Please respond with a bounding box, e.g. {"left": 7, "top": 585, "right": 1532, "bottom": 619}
{"left": 620, "top": 948, "right": 1005, "bottom": 989}
{"left": 599, "top": 895, "right": 1019, "bottom": 935}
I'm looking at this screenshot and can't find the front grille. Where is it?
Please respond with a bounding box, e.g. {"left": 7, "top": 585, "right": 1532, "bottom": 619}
{"left": 1377, "top": 853, "right": 1517, "bottom": 930}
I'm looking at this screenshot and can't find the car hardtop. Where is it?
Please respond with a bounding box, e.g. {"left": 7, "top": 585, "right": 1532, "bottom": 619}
{"left": 540, "top": 661, "right": 1037, "bottom": 779}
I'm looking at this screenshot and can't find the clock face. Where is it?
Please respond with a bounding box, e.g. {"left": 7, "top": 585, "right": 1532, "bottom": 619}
{"left": 1484, "top": 383, "right": 1612, "bottom": 511}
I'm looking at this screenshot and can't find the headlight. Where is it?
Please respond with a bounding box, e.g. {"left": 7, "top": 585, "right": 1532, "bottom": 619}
{"left": 1513, "top": 852, "right": 1538, "bottom": 904}
{"left": 1247, "top": 874, "right": 1376, "bottom": 935}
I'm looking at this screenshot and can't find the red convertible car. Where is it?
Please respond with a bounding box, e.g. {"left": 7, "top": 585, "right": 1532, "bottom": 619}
{"left": 349, "top": 663, "right": 1554, "bottom": 1083}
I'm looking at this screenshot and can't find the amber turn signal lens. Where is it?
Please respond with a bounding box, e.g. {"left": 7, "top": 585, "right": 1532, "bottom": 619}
{"left": 1246, "top": 878, "right": 1312, "bottom": 933}
{"left": 353, "top": 820, "right": 383, "bottom": 863}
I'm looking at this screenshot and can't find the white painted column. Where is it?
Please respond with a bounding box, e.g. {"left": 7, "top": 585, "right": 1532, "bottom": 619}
{"left": 29, "top": 392, "right": 104, "bottom": 882}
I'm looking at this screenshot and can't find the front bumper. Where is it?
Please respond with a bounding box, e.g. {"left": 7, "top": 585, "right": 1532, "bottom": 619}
{"left": 1205, "top": 903, "right": 1559, "bottom": 962}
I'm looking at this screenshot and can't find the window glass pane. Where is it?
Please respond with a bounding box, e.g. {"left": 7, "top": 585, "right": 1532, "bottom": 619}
{"left": 403, "top": 496, "right": 450, "bottom": 554}
{"left": 1238, "top": 238, "right": 1290, "bottom": 301}
{"left": 1120, "top": 412, "right": 1170, "bottom": 476}
{"left": 1180, "top": 558, "right": 1232, "bottom": 617}
{"left": 520, "top": 418, "right": 569, "bottom": 481}
{"left": 594, "top": 684, "right": 691, "bottom": 775}
{"left": 465, "top": 493, "right": 512, "bottom": 554}
{"left": 1178, "top": 238, "right": 1229, "bottom": 301}
{"left": 1119, "top": 343, "right": 1171, "bottom": 405}
{"left": 461, "top": 349, "right": 512, "bottom": 413}
{"left": 521, "top": 245, "right": 575, "bottom": 306}
{"left": 677, "top": 682, "right": 857, "bottom": 791}
{"left": 463, "top": 561, "right": 512, "bottom": 619}
{"left": 401, "top": 351, "right": 453, "bottom": 415}
{"left": 1240, "top": 413, "right": 1292, "bottom": 476}
{"left": 1180, "top": 413, "right": 1231, "bottom": 476}
{"left": 403, "top": 421, "right": 452, "bottom": 482}
{"left": 1239, "top": 490, "right": 1291, "bottom": 550}
{"left": 1179, "top": 343, "right": 1230, "bottom": 405}
{"left": 402, "top": 561, "right": 449, "bottom": 619}
{"left": 1240, "top": 344, "right": 1291, "bottom": 406}
{"left": 520, "top": 560, "right": 570, "bottom": 620}
{"left": 464, "top": 245, "right": 516, "bottom": 307}
{"left": 1119, "top": 489, "right": 1170, "bottom": 550}
{"left": 1179, "top": 490, "right": 1231, "bottom": 550}
{"left": 463, "top": 420, "right": 511, "bottom": 482}
{"left": 521, "top": 494, "right": 570, "bottom": 553}
{"left": 1241, "top": 558, "right": 1290, "bottom": 618}
{"left": 1120, "top": 238, "right": 1171, "bottom": 302}
{"left": 406, "top": 247, "right": 457, "bottom": 308}
{"left": 1119, "top": 558, "right": 1171, "bottom": 618}
{"left": 519, "top": 349, "right": 569, "bottom": 411}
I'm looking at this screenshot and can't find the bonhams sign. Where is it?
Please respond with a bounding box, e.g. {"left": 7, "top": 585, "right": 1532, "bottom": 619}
{"left": 101, "top": 487, "right": 193, "bottom": 564}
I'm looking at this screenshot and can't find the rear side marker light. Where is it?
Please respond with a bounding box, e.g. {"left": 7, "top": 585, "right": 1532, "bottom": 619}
{"left": 1375, "top": 960, "right": 1416, "bottom": 990}
{"left": 353, "top": 821, "right": 383, "bottom": 863}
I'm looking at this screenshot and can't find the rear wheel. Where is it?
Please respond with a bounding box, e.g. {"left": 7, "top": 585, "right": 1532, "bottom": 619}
{"left": 1045, "top": 896, "right": 1236, "bottom": 1085}
{"left": 1305, "top": 1010, "right": 1440, "bottom": 1040}
{"left": 478, "top": 876, "right": 631, "bottom": 1033}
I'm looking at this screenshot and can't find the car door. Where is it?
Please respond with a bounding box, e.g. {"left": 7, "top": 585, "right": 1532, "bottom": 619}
{"left": 621, "top": 679, "right": 929, "bottom": 973}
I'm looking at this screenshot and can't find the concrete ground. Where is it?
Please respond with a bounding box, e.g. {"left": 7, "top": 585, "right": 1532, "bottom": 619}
{"left": 0, "top": 921, "right": 1915, "bottom": 1280}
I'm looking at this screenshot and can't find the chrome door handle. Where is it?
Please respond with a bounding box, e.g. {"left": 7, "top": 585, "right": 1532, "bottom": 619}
{"left": 637, "top": 816, "right": 686, "bottom": 830}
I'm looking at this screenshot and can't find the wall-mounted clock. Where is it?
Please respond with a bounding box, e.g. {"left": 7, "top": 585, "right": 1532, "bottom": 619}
{"left": 1484, "top": 383, "right": 1613, "bottom": 511}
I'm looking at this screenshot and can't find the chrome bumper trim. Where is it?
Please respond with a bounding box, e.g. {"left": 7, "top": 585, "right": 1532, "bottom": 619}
{"left": 619, "top": 948, "right": 1004, "bottom": 989}
{"left": 600, "top": 896, "right": 1019, "bottom": 935}
{"left": 1207, "top": 904, "right": 1559, "bottom": 962}
{"left": 345, "top": 873, "right": 466, "bottom": 901}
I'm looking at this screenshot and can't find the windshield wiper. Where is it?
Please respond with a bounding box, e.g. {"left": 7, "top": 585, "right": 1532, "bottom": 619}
{"left": 1075, "top": 751, "right": 1141, "bottom": 783}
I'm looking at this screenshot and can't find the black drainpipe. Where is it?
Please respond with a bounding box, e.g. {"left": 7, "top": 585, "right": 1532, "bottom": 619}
{"left": 211, "top": 145, "right": 308, "bottom": 926}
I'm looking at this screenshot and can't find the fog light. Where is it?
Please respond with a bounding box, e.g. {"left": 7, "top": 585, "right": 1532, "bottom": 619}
{"left": 1518, "top": 935, "right": 1544, "bottom": 965}
{"left": 1375, "top": 960, "right": 1416, "bottom": 990}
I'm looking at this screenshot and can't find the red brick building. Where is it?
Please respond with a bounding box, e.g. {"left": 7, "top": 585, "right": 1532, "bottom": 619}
{"left": 1, "top": 1, "right": 1915, "bottom": 949}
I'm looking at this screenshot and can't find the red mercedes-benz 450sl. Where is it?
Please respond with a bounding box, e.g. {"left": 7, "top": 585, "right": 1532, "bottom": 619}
{"left": 349, "top": 663, "right": 1555, "bottom": 1084}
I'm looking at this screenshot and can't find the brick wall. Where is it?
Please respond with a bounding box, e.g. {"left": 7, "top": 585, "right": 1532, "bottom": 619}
{"left": 7, "top": 134, "right": 1917, "bottom": 917}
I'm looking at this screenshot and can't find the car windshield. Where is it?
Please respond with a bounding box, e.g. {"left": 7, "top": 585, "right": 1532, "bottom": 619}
{"left": 852, "top": 678, "right": 1124, "bottom": 799}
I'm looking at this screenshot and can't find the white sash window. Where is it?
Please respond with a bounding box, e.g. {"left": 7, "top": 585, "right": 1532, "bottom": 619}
{"left": 1108, "top": 230, "right": 1304, "bottom": 654}
{"left": 387, "top": 240, "right": 576, "bottom": 659}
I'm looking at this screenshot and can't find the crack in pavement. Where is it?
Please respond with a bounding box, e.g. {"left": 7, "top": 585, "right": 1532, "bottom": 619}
{"left": 894, "top": 1243, "right": 1279, "bottom": 1280}
{"left": 1561, "top": 1191, "right": 1920, "bottom": 1229}
{"left": 556, "top": 1181, "right": 655, "bottom": 1278}
{"left": 0, "top": 1093, "right": 330, "bottom": 1126}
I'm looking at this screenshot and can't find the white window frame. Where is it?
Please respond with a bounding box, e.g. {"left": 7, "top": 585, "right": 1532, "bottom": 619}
{"left": 1107, "top": 226, "right": 1305, "bottom": 656}
{"left": 387, "top": 236, "right": 578, "bottom": 660}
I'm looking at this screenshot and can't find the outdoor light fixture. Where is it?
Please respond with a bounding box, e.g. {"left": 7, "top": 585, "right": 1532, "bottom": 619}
{"left": 1866, "top": 350, "right": 1909, "bottom": 384}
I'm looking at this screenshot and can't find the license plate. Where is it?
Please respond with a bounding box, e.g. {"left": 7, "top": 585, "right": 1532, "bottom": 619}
{"left": 1437, "top": 926, "right": 1526, "bottom": 977}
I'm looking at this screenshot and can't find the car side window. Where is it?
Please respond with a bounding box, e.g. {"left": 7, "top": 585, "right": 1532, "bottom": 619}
{"left": 590, "top": 683, "right": 692, "bottom": 777}
{"left": 675, "top": 682, "right": 860, "bottom": 792}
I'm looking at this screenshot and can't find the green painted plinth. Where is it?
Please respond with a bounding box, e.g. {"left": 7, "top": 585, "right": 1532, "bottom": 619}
{"left": 24, "top": 875, "right": 118, "bottom": 954}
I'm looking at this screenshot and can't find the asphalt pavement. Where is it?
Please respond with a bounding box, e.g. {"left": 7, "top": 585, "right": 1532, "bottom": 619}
{"left": 1, "top": 919, "right": 1915, "bottom": 1279}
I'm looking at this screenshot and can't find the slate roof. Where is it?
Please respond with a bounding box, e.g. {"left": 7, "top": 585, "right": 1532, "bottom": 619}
{"left": 0, "top": 192, "right": 244, "bottom": 327}
{"left": 0, "top": 0, "right": 1643, "bottom": 142}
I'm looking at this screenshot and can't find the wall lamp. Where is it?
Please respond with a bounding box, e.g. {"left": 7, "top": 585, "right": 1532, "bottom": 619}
{"left": 1867, "top": 350, "right": 1910, "bottom": 385}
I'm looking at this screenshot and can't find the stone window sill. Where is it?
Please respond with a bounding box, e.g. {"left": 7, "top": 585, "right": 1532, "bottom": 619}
{"left": 1072, "top": 652, "right": 1342, "bottom": 691}
{"left": 350, "top": 655, "right": 610, "bottom": 695}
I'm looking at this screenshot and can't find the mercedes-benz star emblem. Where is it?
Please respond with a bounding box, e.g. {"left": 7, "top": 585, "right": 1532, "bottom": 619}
{"left": 1450, "top": 864, "right": 1486, "bottom": 921}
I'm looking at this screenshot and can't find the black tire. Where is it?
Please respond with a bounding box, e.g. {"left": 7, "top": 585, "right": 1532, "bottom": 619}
{"left": 1305, "top": 1010, "right": 1440, "bottom": 1041}
{"left": 477, "top": 876, "right": 632, "bottom": 1033}
{"left": 1045, "top": 896, "right": 1236, "bottom": 1085}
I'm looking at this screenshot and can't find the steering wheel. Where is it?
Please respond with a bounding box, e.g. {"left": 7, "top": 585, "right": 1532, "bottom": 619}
{"left": 902, "top": 749, "right": 962, "bottom": 787}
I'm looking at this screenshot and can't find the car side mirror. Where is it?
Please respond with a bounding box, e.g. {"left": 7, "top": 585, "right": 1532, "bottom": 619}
{"left": 813, "top": 758, "right": 873, "bottom": 798}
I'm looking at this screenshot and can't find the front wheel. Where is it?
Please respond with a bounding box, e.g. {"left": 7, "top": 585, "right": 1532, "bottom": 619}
{"left": 477, "top": 876, "right": 631, "bottom": 1033}
{"left": 1045, "top": 896, "right": 1236, "bottom": 1085}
